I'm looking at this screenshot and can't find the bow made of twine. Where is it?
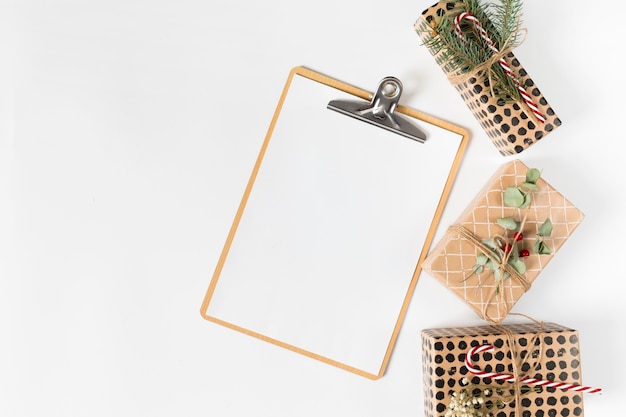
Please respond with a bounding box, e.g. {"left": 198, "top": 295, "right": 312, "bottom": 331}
{"left": 449, "top": 224, "right": 531, "bottom": 291}
{"left": 448, "top": 224, "right": 531, "bottom": 321}
{"left": 446, "top": 26, "right": 528, "bottom": 96}
{"left": 475, "top": 317, "right": 545, "bottom": 416}
{"left": 470, "top": 317, "right": 603, "bottom": 398}
{"left": 449, "top": 10, "right": 545, "bottom": 123}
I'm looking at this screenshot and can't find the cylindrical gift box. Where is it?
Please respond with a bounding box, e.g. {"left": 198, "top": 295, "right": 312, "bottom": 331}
{"left": 415, "top": 1, "right": 561, "bottom": 156}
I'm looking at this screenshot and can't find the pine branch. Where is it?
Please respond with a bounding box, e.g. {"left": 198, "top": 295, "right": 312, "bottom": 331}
{"left": 492, "top": 0, "right": 523, "bottom": 48}
{"left": 422, "top": 0, "right": 525, "bottom": 103}
{"left": 424, "top": 15, "right": 490, "bottom": 75}
{"left": 465, "top": 0, "right": 500, "bottom": 44}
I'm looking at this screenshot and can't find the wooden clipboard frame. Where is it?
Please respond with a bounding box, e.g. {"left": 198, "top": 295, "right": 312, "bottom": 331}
{"left": 200, "top": 66, "right": 470, "bottom": 379}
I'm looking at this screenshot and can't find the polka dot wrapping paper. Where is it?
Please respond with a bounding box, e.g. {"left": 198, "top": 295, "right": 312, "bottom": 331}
{"left": 421, "top": 322, "right": 587, "bottom": 417}
{"left": 415, "top": 2, "right": 561, "bottom": 156}
{"left": 420, "top": 160, "right": 584, "bottom": 323}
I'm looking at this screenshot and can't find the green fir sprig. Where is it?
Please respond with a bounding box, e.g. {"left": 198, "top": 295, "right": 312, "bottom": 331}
{"left": 421, "top": 0, "right": 525, "bottom": 104}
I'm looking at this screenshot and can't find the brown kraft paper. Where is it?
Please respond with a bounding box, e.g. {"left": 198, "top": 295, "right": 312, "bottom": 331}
{"left": 415, "top": 1, "right": 561, "bottom": 156}
{"left": 421, "top": 322, "right": 587, "bottom": 417}
{"left": 421, "top": 160, "right": 584, "bottom": 323}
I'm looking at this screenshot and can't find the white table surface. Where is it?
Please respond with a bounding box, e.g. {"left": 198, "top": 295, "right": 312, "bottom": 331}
{"left": 1, "top": 1, "right": 621, "bottom": 415}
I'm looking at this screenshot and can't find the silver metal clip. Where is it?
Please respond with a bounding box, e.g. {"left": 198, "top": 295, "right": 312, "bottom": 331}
{"left": 327, "top": 77, "right": 427, "bottom": 143}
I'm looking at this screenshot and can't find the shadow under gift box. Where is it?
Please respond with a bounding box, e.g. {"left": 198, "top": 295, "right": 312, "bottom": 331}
{"left": 420, "top": 160, "right": 584, "bottom": 323}
{"left": 421, "top": 322, "right": 586, "bottom": 417}
{"left": 415, "top": 2, "right": 561, "bottom": 156}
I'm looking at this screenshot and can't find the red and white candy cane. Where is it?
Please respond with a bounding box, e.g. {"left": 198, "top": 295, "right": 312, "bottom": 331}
{"left": 453, "top": 12, "right": 546, "bottom": 124}
{"left": 465, "top": 344, "right": 602, "bottom": 394}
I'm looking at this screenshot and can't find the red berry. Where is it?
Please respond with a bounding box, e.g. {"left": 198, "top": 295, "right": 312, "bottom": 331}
{"left": 514, "top": 232, "right": 524, "bottom": 241}
{"left": 519, "top": 249, "right": 530, "bottom": 257}
{"left": 503, "top": 243, "right": 512, "bottom": 253}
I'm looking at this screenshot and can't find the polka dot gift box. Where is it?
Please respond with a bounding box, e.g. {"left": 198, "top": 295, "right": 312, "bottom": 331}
{"left": 420, "top": 160, "right": 584, "bottom": 323}
{"left": 415, "top": 1, "right": 561, "bottom": 156}
{"left": 421, "top": 322, "right": 594, "bottom": 417}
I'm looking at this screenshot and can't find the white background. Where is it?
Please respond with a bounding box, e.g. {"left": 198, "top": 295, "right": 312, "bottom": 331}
{"left": 0, "top": 0, "right": 621, "bottom": 416}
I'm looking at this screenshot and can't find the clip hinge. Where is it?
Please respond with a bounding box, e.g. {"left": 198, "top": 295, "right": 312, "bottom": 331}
{"left": 327, "top": 77, "right": 427, "bottom": 143}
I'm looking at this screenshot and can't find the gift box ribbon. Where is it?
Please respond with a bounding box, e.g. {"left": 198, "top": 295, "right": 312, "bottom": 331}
{"left": 449, "top": 224, "right": 531, "bottom": 322}
{"left": 461, "top": 321, "right": 602, "bottom": 416}
{"left": 452, "top": 11, "right": 546, "bottom": 123}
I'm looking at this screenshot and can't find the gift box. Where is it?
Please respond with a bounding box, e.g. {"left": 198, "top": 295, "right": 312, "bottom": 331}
{"left": 421, "top": 160, "right": 584, "bottom": 323}
{"left": 422, "top": 322, "right": 587, "bottom": 417}
{"left": 414, "top": 1, "right": 561, "bottom": 156}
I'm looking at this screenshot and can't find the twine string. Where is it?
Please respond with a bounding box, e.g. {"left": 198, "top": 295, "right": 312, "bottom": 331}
{"left": 446, "top": 26, "right": 527, "bottom": 93}
{"left": 449, "top": 224, "right": 531, "bottom": 288}
{"left": 452, "top": 11, "right": 546, "bottom": 123}
{"left": 449, "top": 211, "right": 532, "bottom": 322}
{"left": 492, "top": 317, "right": 544, "bottom": 415}
{"left": 464, "top": 325, "right": 534, "bottom": 416}
{"left": 466, "top": 320, "right": 603, "bottom": 396}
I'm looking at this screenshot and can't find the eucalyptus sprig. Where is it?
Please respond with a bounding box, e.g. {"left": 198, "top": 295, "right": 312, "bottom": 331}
{"left": 420, "top": 0, "right": 525, "bottom": 104}
{"left": 501, "top": 168, "right": 553, "bottom": 255}
{"left": 470, "top": 168, "right": 553, "bottom": 294}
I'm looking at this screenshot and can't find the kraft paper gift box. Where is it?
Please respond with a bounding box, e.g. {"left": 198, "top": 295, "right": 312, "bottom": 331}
{"left": 421, "top": 160, "right": 584, "bottom": 323}
{"left": 414, "top": 1, "right": 561, "bottom": 156}
{"left": 421, "top": 322, "right": 591, "bottom": 417}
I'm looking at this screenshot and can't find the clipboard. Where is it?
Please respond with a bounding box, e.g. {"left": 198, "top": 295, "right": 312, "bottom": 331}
{"left": 200, "top": 66, "right": 469, "bottom": 379}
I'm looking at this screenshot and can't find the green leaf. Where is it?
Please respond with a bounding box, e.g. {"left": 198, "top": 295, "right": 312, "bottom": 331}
{"left": 476, "top": 253, "right": 489, "bottom": 265}
{"left": 520, "top": 182, "right": 539, "bottom": 191}
{"left": 503, "top": 186, "right": 525, "bottom": 207}
{"left": 493, "top": 267, "right": 501, "bottom": 282}
{"left": 496, "top": 216, "right": 520, "bottom": 231}
{"left": 525, "top": 168, "right": 541, "bottom": 184}
{"left": 490, "top": 251, "right": 501, "bottom": 263}
{"left": 534, "top": 238, "right": 552, "bottom": 255}
{"left": 502, "top": 270, "right": 511, "bottom": 281}
{"left": 508, "top": 258, "right": 526, "bottom": 274}
{"left": 537, "top": 218, "right": 553, "bottom": 236}
{"left": 486, "top": 258, "right": 499, "bottom": 271}
{"left": 509, "top": 242, "right": 520, "bottom": 261}
{"left": 482, "top": 238, "right": 499, "bottom": 251}
{"left": 472, "top": 264, "right": 484, "bottom": 275}
{"left": 518, "top": 192, "right": 532, "bottom": 209}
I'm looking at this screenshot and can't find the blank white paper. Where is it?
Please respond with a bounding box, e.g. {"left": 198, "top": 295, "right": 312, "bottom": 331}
{"left": 204, "top": 73, "right": 463, "bottom": 376}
